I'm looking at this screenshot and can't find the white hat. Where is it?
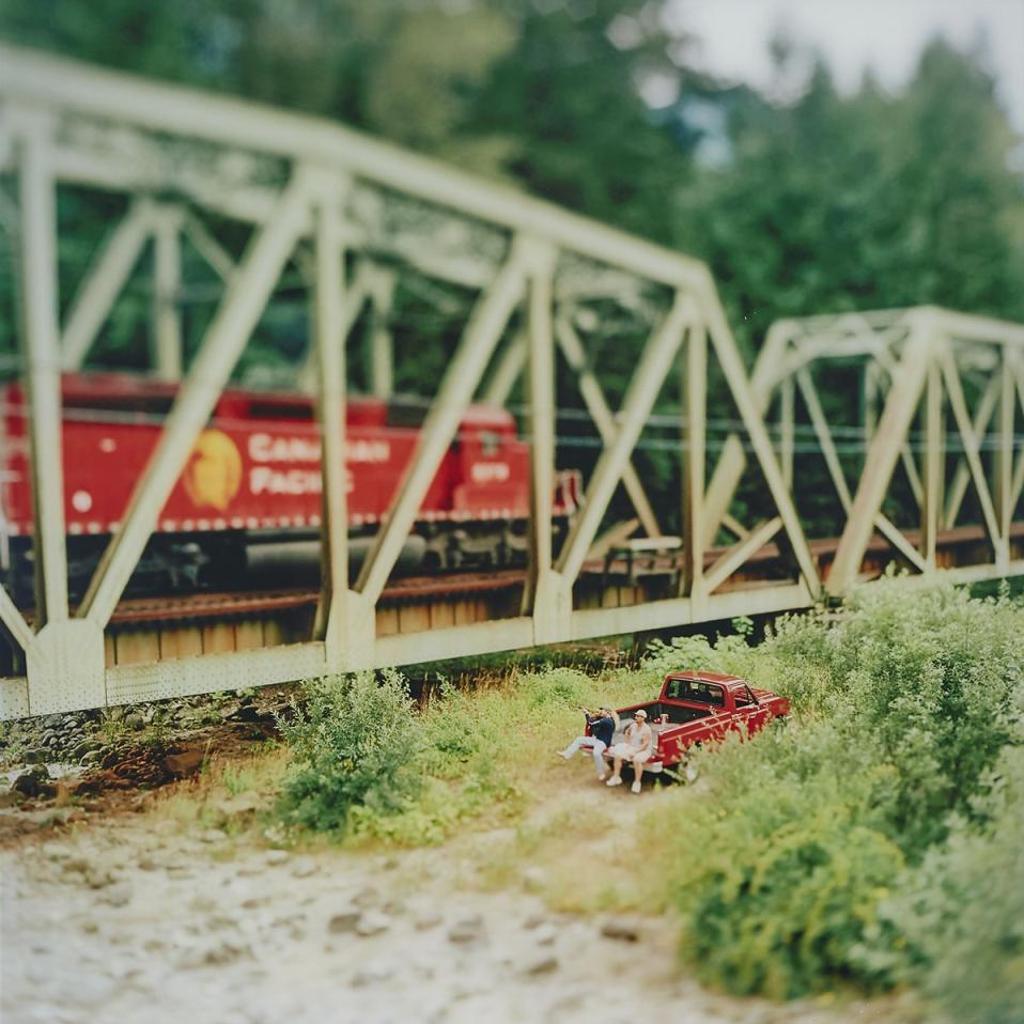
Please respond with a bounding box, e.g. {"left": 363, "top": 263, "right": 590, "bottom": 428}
{"left": 634, "top": 708, "right": 648, "bottom": 719}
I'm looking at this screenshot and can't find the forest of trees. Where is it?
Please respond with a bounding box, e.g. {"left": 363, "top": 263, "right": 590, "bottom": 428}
{"left": 2, "top": 0, "right": 1020, "bottom": 351}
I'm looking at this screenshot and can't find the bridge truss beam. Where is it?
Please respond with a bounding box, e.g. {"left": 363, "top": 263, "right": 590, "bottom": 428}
{"left": 0, "top": 46, "right": 1021, "bottom": 717}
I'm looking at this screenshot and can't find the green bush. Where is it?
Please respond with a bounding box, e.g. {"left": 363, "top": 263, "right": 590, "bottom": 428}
{"left": 641, "top": 577, "right": 1024, "bottom": 998}
{"left": 882, "top": 748, "right": 1024, "bottom": 1024}
{"left": 277, "top": 670, "right": 424, "bottom": 834}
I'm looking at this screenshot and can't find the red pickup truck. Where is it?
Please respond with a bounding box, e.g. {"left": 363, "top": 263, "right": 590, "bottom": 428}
{"left": 599, "top": 671, "right": 789, "bottom": 783}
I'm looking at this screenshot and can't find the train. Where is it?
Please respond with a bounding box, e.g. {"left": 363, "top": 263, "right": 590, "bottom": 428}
{"left": 0, "top": 374, "right": 582, "bottom": 603}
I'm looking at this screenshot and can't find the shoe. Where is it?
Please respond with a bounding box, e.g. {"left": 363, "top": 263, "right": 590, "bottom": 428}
{"left": 605, "top": 775, "right": 622, "bottom": 787}
{"left": 597, "top": 772, "right": 610, "bottom": 782}
{"left": 630, "top": 780, "right": 642, "bottom": 794}
{"left": 557, "top": 750, "right": 571, "bottom": 760}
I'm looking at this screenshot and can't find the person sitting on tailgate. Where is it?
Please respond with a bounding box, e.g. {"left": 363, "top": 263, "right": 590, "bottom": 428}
{"left": 605, "top": 708, "right": 654, "bottom": 794}
{"left": 557, "top": 707, "right": 617, "bottom": 782}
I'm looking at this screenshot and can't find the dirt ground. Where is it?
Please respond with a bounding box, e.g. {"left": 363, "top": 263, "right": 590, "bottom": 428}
{"left": 0, "top": 751, "right": 921, "bottom": 1024}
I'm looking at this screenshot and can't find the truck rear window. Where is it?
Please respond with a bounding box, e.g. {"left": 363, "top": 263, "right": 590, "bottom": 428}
{"left": 665, "top": 678, "right": 725, "bottom": 706}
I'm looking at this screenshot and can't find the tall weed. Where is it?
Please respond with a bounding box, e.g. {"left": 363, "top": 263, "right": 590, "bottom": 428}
{"left": 277, "top": 670, "right": 424, "bottom": 835}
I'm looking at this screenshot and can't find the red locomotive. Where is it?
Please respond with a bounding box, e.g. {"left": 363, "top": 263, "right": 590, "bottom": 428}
{"left": 0, "top": 374, "right": 580, "bottom": 602}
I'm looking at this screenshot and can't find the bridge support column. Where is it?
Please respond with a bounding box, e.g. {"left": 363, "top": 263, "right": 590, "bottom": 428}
{"left": 151, "top": 203, "right": 185, "bottom": 380}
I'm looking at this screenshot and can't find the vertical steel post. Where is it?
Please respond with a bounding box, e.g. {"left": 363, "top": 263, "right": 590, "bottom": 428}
{"left": 997, "top": 347, "right": 1014, "bottom": 561}
{"left": 922, "top": 356, "right": 943, "bottom": 569}
{"left": 366, "top": 265, "right": 395, "bottom": 399}
{"left": 779, "top": 375, "right": 794, "bottom": 489}
{"left": 16, "top": 114, "right": 69, "bottom": 626}
{"left": 681, "top": 319, "right": 706, "bottom": 600}
{"left": 310, "top": 176, "right": 351, "bottom": 665}
{"left": 151, "top": 204, "right": 183, "bottom": 380}
{"left": 522, "top": 239, "right": 557, "bottom": 617}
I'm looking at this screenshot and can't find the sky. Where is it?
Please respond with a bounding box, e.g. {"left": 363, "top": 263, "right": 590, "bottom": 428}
{"left": 670, "top": 0, "right": 1024, "bottom": 132}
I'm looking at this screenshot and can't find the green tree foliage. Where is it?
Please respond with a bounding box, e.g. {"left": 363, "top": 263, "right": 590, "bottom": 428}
{"left": 674, "top": 39, "right": 1024, "bottom": 355}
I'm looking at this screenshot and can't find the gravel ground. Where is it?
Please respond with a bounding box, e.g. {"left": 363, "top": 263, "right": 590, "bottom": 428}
{"left": 1, "top": 804, "right": 916, "bottom": 1024}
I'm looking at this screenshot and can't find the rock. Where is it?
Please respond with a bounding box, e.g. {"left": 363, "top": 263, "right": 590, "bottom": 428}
{"left": 85, "top": 868, "right": 116, "bottom": 889}
{"left": 163, "top": 749, "right": 204, "bottom": 777}
{"left": 600, "top": 919, "right": 640, "bottom": 943}
{"left": 99, "top": 882, "right": 132, "bottom": 907}
{"left": 327, "top": 911, "right": 361, "bottom": 935}
{"left": 176, "top": 940, "right": 249, "bottom": 970}
{"left": 448, "top": 915, "right": 485, "bottom": 945}
{"left": 80, "top": 919, "right": 99, "bottom": 934}
{"left": 351, "top": 887, "right": 379, "bottom": 909}
{"left": 534, "top": 926, "right": 558, "bottom": 947}
{"left": 21, "top": 748, "right": 49, "bottom": 765}
{"left": 355, "top": 911, "right": 391, "bottom": 938}
{"left": 351, "top": 966, "right": 394, "bottom": 987}
{"left": 137, "top": 856, "right": 159, "bottom": 871}
{"left": 240, "top": 896, "right": 268, "bottom": 910}
{"left": 264, "top": 849, "right": 289, "bottom": 866}
{"left": 413, "top": 912, "right": 443, "bottom": 931}
{"left": 199, "top": 828, "right": 228, "bottom": 844}
{"left": 290, "top": 857, "right": 318, "bottom": 878}
{"left": 522, "top": 955, "right": 559, "bottom": 976}
{"left": 11, "top": 766, "right": 55, "bottom": 799}
{"left": 73, "top": 739, "right": 102, "bottom": 759}
{"left": 215, "top": 794, "right": 261, "bottom": 820}
{"left": 81, "top": 749, "right": 104, "bottom": 767}
{"left": 521, "top": 867, "right": 546, "bottom": 893}
{"left": 522, "top": 913, "right": 547, "bottom": 930}
{"left": 124, "top": 712, "right": 145, "bottom": 731}
{"left": 217, "top": 701, "right": 242, "bottom": 721}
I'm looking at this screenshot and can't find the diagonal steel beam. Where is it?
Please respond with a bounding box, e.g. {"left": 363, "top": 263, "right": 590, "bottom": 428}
{"left": 0, "top": 583, "right": 34, "bottom": 653}
{"left": 797, "top": 368, "right": 925, "bottom": 572}
{"left": 79, "top": 171, "right": 314, "bottom": 629}
{"left": 62, "top": 199, "right": 153, "bottom": 370}
{"left": 555, "top": 315, "right": 662, "bottom": 539}
{"left": 354, "top": 242, "right": 529, "bottom": 605}
{"left": 298, "top": 259, "right": 373, "bottom": 391}
{"left": 703, "top": 517, "right": 782, "bottom": 595}
{"left": 482, "top": 330, "right": 526, "bottom": 407}
{"left": 702, "top": 320, "right": 794, "bottom": 547}
{"left": 940, "top": 348, "right": 1001, "bottom": 555}
{"left": 943, "top": 370, "right": 1000, "bottom": 528}
{"left": 556, "top": 294, "right": 692, "bottom": 586}
{"left": 700, "top": 289, "right": 820, "bottom": 595}
{"left": 183, "top": 211, "right": 236, "bottom": 281}
{"left": 827, "top": 326, "right": 932, "bottom": 596}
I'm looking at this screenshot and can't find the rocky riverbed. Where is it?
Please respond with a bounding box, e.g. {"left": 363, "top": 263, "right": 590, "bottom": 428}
{"left": 1, "top": 806, "right": 916, "bottom": 1024}
{"left": 0, "top": 691, "right": 922, "bottom": 1024}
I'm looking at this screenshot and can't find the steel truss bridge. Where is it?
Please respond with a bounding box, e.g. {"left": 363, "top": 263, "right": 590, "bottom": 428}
{"left": 1, "top": 45, "right": 1023, "bottom": 719}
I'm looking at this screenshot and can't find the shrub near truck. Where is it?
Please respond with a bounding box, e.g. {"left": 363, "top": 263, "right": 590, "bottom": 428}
{"left": 597, "top": 671, "right": 789, "bottom": 781}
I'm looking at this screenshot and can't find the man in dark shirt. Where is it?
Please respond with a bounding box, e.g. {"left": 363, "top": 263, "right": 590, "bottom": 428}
{"left": 557, "top": 707, "right": 616, "bottom": 781}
